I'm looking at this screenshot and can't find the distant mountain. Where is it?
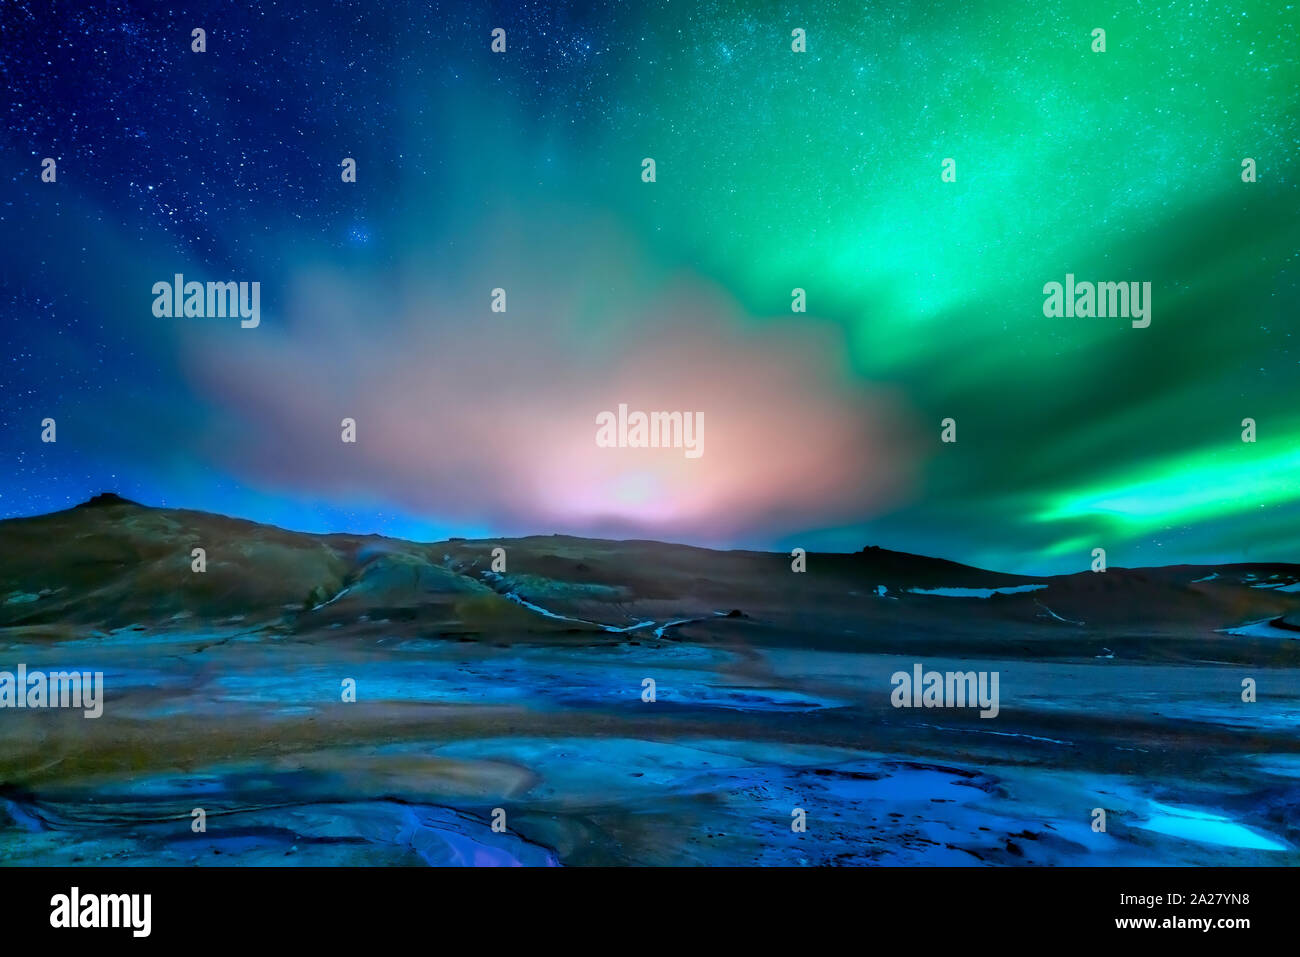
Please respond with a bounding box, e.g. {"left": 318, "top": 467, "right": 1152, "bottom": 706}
{"left": 1, "top": 496, "right": 1297, "bottom": 659}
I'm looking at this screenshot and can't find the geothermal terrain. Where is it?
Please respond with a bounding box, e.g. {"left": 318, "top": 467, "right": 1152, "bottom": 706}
{"left": 0, "top": 494, "right": 1297, "bottom": 866}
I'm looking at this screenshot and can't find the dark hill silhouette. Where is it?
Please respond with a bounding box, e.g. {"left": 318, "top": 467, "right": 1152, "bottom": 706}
{"left": 0, "top": 496, "right": 1297, "bottom": 663}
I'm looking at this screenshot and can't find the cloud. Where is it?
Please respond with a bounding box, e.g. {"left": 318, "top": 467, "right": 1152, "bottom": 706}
{"left": 183, "top": 225, "right": 921, "bottom": 545}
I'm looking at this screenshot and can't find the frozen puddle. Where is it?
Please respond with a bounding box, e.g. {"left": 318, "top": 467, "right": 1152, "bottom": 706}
{"left": 814, "top": 765, "right": 986, "bottom": 805}
{"left": 1135, "top": 801, "right": 1288, "bottom": 852}
{"left": 906, "top": 584, "right": 1047, "bottom": 598}
{"left": 1219, "top": 618, "right": 1299, "bottom": 639}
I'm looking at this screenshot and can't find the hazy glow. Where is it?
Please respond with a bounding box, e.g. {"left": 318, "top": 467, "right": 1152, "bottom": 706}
{"left": 2, "top": 0, "right": 1296, "bottom": 572}
{"left": 186, "top": 237, "right": 920, "bottom": 545}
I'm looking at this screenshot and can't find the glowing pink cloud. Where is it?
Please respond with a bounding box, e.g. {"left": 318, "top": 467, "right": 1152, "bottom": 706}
{"left": 182, "top": 235, "right": 922, "bottom": 546}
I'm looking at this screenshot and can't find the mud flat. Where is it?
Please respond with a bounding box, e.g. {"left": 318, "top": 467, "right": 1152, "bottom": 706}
{"left": 1, "top": 499, "right": 1297, "bottom": 865}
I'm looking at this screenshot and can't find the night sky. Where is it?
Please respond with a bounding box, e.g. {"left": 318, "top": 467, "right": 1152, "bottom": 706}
{"left": 1, "top": 0, "right": 1297, "bottom": 574}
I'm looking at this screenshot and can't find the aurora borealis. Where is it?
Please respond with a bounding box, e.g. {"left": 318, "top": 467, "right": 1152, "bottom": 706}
{"left": 2, "top": 0, "right": 1297, "bottom": 573}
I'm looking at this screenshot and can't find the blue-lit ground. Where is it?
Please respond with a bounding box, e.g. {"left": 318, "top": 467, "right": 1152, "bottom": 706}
{"left": 0, "top": 505, "right": 1296, "bottom": 866}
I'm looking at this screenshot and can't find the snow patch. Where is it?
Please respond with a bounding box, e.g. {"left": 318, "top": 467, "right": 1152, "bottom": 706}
{"left": 906, "top": 584, "right": 1047, "bottom": 598}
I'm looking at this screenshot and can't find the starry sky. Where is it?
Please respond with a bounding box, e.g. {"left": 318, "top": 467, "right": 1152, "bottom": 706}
{"left": 1, "top": 0, "right": 1297, "bottom": 574}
